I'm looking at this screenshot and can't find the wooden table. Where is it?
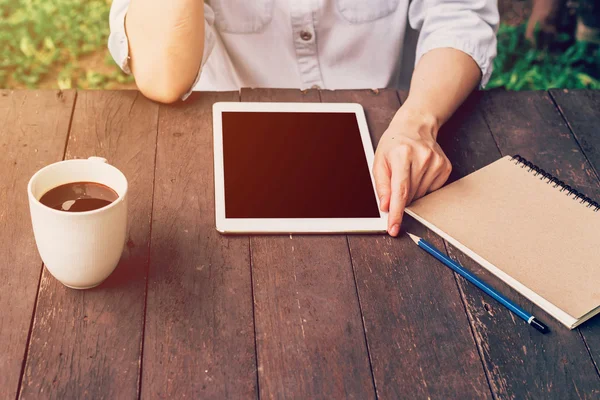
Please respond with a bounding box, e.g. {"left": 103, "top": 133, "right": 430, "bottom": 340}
{"left": 1, "top": 88, "right": 599, "bottom": 399}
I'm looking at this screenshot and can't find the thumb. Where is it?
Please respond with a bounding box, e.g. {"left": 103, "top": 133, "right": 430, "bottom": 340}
{"left": 373, "top": 155, "right": 391, "bottom": 212}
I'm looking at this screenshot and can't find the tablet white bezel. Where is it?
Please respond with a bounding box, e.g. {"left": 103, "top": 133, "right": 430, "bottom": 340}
{"left": 213, "top": 101, "right": 387, "bottom": 234}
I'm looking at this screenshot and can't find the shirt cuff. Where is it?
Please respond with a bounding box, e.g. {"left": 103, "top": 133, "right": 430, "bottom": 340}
{"left": 181, "top": 18, "right": 216, "bottom": 100}
{"left": 415, "top": 37, "right": 495, "bottom": 88}
{"left": 108, "top": 6, "right": 131, "bottom": 75}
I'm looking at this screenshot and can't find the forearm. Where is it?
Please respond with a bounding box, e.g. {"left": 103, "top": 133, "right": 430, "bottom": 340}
{"left": 376, "top": 48, "right": 482, "bottom": 235}
{"left": 126, "top": 0, "right": 204, "bottom": 103}
{"left": 399, "top": 48, "right": 482, "bottom": 135}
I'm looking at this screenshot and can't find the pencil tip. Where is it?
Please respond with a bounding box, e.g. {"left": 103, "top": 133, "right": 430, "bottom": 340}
{"left": 407, "top": 233, "right": 421, "bottom": 244}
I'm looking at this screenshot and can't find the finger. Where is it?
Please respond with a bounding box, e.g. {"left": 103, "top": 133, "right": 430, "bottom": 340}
{"left": 373, "top": 153, "right": 391, "bottom": 212}
{"left": 405, "top": 144, "right": 437, "bottom": 204}
{"left": 413, "top": 167, "right": 436, "bottom": 201}
{"left": 414, "top": 156, "right": 444, "bottom": 200}
{"left": 428, "top": 158, "right": 453, "bottom": 193}
{"left": 407, "top": 150, "right": 432, "bottom": 204}
{"left": 388, "top": 157, "right": 411, "bottom": 237}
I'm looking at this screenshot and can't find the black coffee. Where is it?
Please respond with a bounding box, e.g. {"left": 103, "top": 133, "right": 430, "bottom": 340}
{"left": 39, "top": 181, "right": 119, "bottom": 212}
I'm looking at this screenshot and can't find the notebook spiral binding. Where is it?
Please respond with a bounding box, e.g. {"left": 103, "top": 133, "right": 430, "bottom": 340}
{"left": 510, "top": 155, "right": 599, "bottom": 212}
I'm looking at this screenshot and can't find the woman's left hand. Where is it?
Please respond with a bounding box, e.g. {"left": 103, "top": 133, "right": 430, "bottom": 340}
{"left": 373, "top": 106, "right": 452, "bottom": 237}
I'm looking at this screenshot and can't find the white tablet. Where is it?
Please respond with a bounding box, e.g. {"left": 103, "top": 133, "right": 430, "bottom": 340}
{"left": 213, "top": 102, "right": 387, "bottom": 234}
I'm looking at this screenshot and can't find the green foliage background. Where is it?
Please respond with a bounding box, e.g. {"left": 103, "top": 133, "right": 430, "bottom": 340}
{"left": 0, "top": 0, "right": 133, "bottom": 89}
{"left": 487, "top": 24, "right": 600, "bottom": 90}
{"left": 0, "top": 0, "right": 598, "bottom": 90}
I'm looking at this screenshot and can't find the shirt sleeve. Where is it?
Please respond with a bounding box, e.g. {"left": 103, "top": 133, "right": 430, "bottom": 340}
{"left": 408, "top": 0, "right": 499, "bottom": 87}
{"left": 108, "top": 0, "right": 217, "bottom": 100}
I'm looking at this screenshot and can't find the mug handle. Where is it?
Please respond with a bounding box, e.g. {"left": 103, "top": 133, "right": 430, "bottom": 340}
{"left": 88, "top": 156, "right": 108, "bottom": 164}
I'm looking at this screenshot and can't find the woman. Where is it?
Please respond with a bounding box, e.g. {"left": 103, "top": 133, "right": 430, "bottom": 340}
{"left": 109, "top": 0, "right": 499, "bottom": 236}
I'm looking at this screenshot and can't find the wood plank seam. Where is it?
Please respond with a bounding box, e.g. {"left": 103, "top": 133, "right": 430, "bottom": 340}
{"left": 245, "top": 88, "right": 374, "bottom": 399}
{"left": 15, "top": 263, "right": 44, "bottom": 400}
{"left": 475, "top": 90, "right": 600, "bottom": 396}
{"left": 548, "top": 90, "right": 600, "bottom": 376}
{"left": 60, "top": 90, "right": 79, "bottom": 162}
{"left": 339, "top": 88, "right": 403, "bottom": 400}
{"left": 548, "top": 90, "right": 600, "bottom": 183}
{"left": 236, "top": 91, "right": 260, "bottom": 400}
{"left": 578, "top": 329, "right": 600, "bottom": 378}
{"left": 15, "top": 89, "right": 79, "bottom": 400}
{"left": 323, "top": 87, "right": 378, "bottom": 399}
{"left": 135, "top": 97, "right": 161, "bottom": 400}
{"left": 442, "top": 240, "right": 498, "bottom": 400}
{"left": 397, "top": 89, "right": 496, "bottom": 399}
{"left": 142, "top": 91, "right": 256, "bottom": 398}
{"left": 436, "top": 93, "right": 499, "bottom": 400}
{"left": 546, "top": 91, "right": 600, "bottom": 379}
{"left": 336, "top": 86, "right": 378, "bottom": 393}
{"left": 242, "top": 84, "right": 260, "bottom": 400}
{"left": 479, "top": 92, "right": 597, "bottom": 360}
{"left": 15, "top": 91, "right": 161, "bottom": 399}
{"left": 343, "top": 235, "right": 379, "bottom": 399}
{"left": 246, "top": 89, "right": 258, "bottom": 399}
{"left": 435, "top": 122, "right": 506, "bottom": 398}
{"left": 475, "top": 96, "right": 503, "bottom": 158}
{"left": 248, "top": 239, "right": 261, "bottom": 400}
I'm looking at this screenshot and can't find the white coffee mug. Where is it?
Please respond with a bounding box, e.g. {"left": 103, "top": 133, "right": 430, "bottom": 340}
{"left": 27, "top": 157, "right": 128, "bottom": 289}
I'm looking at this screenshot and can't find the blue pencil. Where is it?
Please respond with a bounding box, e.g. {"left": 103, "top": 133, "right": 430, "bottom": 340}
{"left": 408, "top": 233, "right": 549, "bottom": 334}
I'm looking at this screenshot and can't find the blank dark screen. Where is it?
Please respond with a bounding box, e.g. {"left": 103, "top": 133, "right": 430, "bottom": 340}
{"left": 222, "top": 111, "right": 380, "bottom": 219}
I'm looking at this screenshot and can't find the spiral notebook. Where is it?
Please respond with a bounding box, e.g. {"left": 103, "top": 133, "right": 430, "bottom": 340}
{"left": 406, "top": 155, "right": 600, "bottom": 329}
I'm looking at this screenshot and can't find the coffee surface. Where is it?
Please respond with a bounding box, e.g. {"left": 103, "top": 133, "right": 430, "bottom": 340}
{"left": 39, "top": 181, "right": 118, "bottom": 212}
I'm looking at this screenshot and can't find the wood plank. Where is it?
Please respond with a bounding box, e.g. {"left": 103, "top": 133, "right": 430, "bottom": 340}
{"left": 445, "top": 89, "right": 600, "bottom": 399}
{"left": 320, "top": 89, "right": 492, "bottom": 399}
{"left": 240, "top": 88, "right": 375, "bottom": 399}
{"left": 142, "top": 91, "right": 258, "bottom": 398}
{"left": 0, "top": 90, "right": 75, "bottom": 400}
{"left": 549, "top": 88, "right": 600, "bottom": 379}
{"left": 19, "top": 91, "right": 159, "bottom": 399}
{"left": 550, "top": 89, "right": 600, "bottom": 181}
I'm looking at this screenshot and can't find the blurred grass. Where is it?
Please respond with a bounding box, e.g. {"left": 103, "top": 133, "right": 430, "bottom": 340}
{"left": 0, "top": 0, "right": 598, "bottom": 91}
{"left": 488, "top": 23, "right": 600, "bottom": 90}
{"left": 0, "top": 0, "right": 133, "bottom": 89}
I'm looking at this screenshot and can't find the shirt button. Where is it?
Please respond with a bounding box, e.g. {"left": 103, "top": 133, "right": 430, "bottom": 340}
{"left": 300, "top": 30, "right": 313, "bottom": 41}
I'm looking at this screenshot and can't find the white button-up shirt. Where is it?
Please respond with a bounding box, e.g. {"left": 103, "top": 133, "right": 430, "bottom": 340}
{"left": 109, "top": 0, "right": 498, "bottom": 98}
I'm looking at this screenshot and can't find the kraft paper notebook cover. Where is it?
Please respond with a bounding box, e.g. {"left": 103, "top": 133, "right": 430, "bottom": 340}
{"left": 406, "top": 155, "right": 600, "bottom": 329}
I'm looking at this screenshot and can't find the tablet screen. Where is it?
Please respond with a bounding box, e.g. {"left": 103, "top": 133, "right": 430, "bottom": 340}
{"left": 222, "top": 111, "right": 380, "bottom": 219}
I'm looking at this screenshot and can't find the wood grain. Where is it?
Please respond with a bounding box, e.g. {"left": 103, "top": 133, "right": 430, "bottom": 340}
{"left": 0, "top": 90, "right": 75, "bottom": 400}
{"left": 320, "top": 89, "right": 492, "bottom": 399}
{"left": 446, "top": 89, "right": 600, "bottom": 399}
{"left": 548, "top": 88, "right": 600, "bottom": 382}
{"left": 5, "top": 88, "right": 600, "bottom": 399}
{"left": 550, "top": 89, "right": 600, "bottom": 181}
{"left": 19, "top": 91, "right": 159, "bottom": 399}
{"left": 429, "top": 91, "right": 502, "bottom": 185}
{"left": 240, "top": 88, "right": 375, "bottom": 399}
{"left": 141, "top": 91, "right": 258, "bottom": 399}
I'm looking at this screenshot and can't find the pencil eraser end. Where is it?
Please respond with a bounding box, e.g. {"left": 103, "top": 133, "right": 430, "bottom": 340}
{"left": 530, "top": 318, "right": 549, "bottom": 334}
